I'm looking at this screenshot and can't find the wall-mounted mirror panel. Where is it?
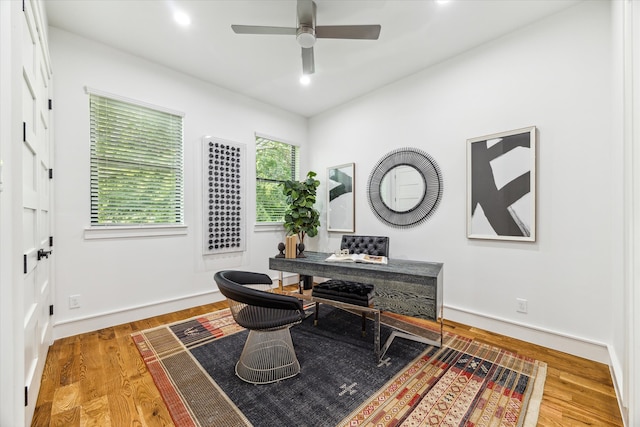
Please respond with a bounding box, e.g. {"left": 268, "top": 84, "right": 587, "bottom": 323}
{"left": 380, "top": 165, "right": 425, "bottom": 213}
{"left": 367, "top": 147, "right": 443, "bottom": 228}
{"left": 327, "top": 163, "right": 355, "bottom": 232}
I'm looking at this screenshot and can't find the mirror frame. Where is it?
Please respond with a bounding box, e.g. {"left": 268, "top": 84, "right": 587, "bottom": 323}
{"left": 367, "top": 147, "right": 443, "bottom": 228}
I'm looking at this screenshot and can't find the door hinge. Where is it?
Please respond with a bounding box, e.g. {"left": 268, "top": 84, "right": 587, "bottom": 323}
{"left": 49, "top": 236, "right": 54, "bottom": 247}
{"left": 23, "top": 254, "right": 27, "bottom": 274}
{"left": 23, "top": 122, "right": 26, "bottom": 142}
{"left": 48, "top": 99, "right": 53, "bottom": 110}
{"left": 24, "top": 386, "right": 28, "bottom": 406}
{"left": 49, "top": 168, "right": 53, "bottom": 179}
{"left": 49, "top": 305, "right": 54, "bottom": 316}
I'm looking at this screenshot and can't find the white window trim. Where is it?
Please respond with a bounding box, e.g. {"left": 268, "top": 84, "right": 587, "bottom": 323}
{"left": 86, "top": 87, "right": 185, "bottom": 233}
{"left": 253, "top": 222, "right": 285, "bottom": 233}
{"left": 84, "top": 86, "right": 185, "bottom": 117}
{"left": 84, "top": 224, "right": 188, "bottom": 240}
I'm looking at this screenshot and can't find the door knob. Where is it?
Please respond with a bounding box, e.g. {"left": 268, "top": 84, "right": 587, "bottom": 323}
{"left": 37, "top": 249, "right": 52, "bottom": 260}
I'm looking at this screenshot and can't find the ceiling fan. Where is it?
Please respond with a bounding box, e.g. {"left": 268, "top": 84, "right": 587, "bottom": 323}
{"left": 231, "top": 0, "right": 381, "bottom": 75}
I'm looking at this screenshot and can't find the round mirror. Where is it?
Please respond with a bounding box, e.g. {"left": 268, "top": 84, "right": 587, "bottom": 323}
{"left": 367, "top": 147, "right": 443, "bottom": 228}
{"left": 380, "top": 165, "right": 425, "bottom": 212}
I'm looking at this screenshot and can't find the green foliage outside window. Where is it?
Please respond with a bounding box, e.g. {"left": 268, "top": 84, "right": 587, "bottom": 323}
{"left": 255, "top": 136, "right": 299, "bottom": 222}
{"left": 90, "top": 94, "right": 184, "bottom": 225}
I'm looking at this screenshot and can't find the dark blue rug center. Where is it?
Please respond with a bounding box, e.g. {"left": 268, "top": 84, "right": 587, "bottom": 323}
{"left": 190, "top": 307, "right": 433, "bottom": 427}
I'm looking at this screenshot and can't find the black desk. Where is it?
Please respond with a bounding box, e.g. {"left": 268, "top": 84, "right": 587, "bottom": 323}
{"left": 269, "top": 251, "right": 444, "bottom": 360}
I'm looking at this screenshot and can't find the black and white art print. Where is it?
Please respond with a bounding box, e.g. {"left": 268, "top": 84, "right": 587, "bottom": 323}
{"left": 327, "top": 163, "right": 355, "bottom": 232}
{"left": 467, "top": 127, "right": 536, "bottom": 241}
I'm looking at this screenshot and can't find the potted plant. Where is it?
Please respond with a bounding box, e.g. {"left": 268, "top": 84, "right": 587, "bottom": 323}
{"left": 281, "top": 170, "right": 321, "bottom": 258}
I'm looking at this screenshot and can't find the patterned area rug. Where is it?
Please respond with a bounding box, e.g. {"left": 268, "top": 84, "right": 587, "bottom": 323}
{"left": 132, "top": 307, "right": 546, "bottom": 427}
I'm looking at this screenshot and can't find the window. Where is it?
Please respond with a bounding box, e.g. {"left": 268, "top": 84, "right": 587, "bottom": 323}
{"left": 255, "top": 135, "right": 299, "bottom": 223}
{"left": 89, "top": 92, "right": 184, "bottom": 225}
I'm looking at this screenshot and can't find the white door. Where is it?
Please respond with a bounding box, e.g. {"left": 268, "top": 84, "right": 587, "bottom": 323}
{"left": 21, "top": 0, "right": 53, "bottom": 421}
{"left": 394, "top": 165, "right": 424, "bottom": 212}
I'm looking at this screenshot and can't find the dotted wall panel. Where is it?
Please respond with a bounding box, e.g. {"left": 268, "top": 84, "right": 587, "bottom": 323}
{"left": 203, "top": 137, "right": 245, "bottom": 254}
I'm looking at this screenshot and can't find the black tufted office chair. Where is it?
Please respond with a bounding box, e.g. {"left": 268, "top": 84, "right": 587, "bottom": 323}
{"left": 214, "top": 270, "right": 305, "bottom": 384}
{"left": 312, "top": 235, "right": 389, "bottom": 335}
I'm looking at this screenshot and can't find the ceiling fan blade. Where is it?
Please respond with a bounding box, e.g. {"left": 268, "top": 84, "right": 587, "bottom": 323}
{"left": 301, "top": 47, "right": 315, "bottom": 75}
{"left": 231, "top": 25, "right": 297, "bottom": 35}
{"left": 233, "top": 0, "right": 380, "bottom": 75}
{"left": 316, "top": 25, "right": 381, "bottom": 40}
{"left": 297, "top": 0, "right": 316, "bottom": 27}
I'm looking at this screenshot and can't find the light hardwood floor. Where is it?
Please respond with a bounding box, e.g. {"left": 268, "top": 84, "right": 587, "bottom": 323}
{"left": 32, "top": 299, "right": 624, "bottom": 426}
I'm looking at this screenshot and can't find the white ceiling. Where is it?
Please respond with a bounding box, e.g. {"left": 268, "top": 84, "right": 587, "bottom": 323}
{"left": 45, "top": 0, "right": 581, "bottom": 118}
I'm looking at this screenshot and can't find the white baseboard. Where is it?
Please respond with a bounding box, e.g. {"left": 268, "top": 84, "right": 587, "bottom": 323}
{"left": 53, "top": 288, "right": 226, "bottom": 339}
{"left": 53, "top": 273, "right": 304, "bottom": 339}
{"left": 444, "top": 304, "right": 611, "bottom": 364}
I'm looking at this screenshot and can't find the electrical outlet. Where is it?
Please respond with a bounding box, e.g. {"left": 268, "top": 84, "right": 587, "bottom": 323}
{"left": 516, "top": 298, "right": 528, "bottom": 314}
{"left": 69, "top": 294, "right": 81, "bottom": 309}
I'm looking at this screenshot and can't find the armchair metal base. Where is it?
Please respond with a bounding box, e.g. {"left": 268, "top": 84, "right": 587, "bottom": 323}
{"left": 236, "top": 328, "right": 300, "bottom": 384}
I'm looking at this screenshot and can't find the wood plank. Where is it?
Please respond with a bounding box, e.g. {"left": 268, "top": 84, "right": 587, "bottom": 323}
{"left": 79, "top": 395, "right": 111, "bottom": 426}
{"left": 131, "top": 374, "right": 174, "bottom": 426}
{"left": 30, "top": 401, "right": 52, "bottom": 427}
{"left": 48, "top": 407, "right": 80, "bottom": 427}
{"left": 50, "top": 382, "right": 81, "bottom": 416}
{"left": 78, "top": 331, "right": 106, "bottom": 403}
{"left": 56, "top": 337, "right": 81, "bottom": 387}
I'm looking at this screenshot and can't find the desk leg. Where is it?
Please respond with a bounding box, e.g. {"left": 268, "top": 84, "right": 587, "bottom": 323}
{"left": 374, "top": 311, "right": 381, "bottom": 362}
{"left": 300, "top": 275, "right": 313, "bottom": 292}
{"left": 278, "top": 271, "right": 283, "bottom": 292}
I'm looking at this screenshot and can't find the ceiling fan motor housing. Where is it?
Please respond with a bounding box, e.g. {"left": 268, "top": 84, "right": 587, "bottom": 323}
{"left": 297, "top": 26, "right": 316, "bottom": 48}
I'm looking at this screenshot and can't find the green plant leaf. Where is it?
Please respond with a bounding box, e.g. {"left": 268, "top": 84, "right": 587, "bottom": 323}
{"left": 280, "top": 171, "right": 321, "bottom": 241}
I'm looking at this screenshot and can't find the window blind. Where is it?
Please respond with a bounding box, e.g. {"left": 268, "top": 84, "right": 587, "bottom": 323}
{"left": 89, "top": 94, "right": 184, "bottom": 225}
{"left": 255, "top": 136, "right": 299, "bottom": 223}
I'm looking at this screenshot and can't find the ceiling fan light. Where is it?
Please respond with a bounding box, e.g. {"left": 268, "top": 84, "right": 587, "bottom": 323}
{"left": 173, "top": 11, "right": 191, "bottom": 27}
{"left": 297, "top": 27, "right": 316, "bottom": 48}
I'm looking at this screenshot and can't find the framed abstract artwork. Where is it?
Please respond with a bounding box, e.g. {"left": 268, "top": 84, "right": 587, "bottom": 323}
{"left": 202, "top": 136, "right": 246, "bottom": 254}
{"left": 467, "top": 126, "right": 537, "bottom": 241}
{"left": 327, "top": 163, "right": 355, "bottom": 232}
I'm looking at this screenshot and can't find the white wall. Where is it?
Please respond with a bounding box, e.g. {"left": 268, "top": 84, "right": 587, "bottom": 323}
{"left": 50, "top": 28, "right": 308, "bottom": 337}
{"left": 308, "top": 1, "right": 616, "bottom": 363}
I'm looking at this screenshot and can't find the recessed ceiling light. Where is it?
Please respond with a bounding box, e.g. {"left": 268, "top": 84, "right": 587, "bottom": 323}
{"left": 300, "top": 75, "right": 311, "bottom": 86}
{"left": 174, "top": 11, "right": 191, "bottom": 27}
{"left": 435, "top": 0, "right": 450, "bottom": 4}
